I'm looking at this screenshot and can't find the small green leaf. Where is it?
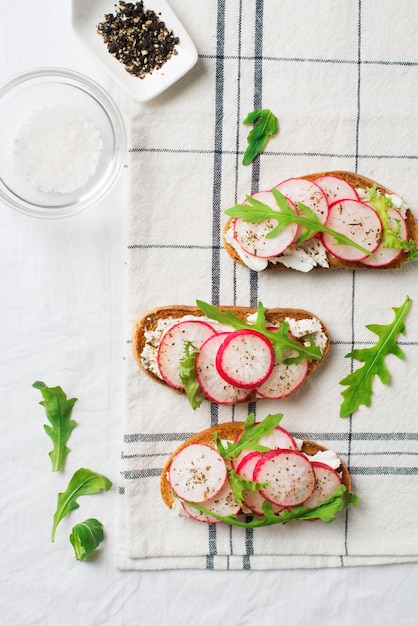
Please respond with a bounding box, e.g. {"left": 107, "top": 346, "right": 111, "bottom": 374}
{"left": 69, "top": 518, "right": 104, "bottom": 562}
{"left": 339, "top": 296, "right": 412, "bottom": 417}
{"left": 33, "top": 381, "right": 77, "bottom": 472}
{"left": 51, "top": 468, "right": 112, "bottom": 541}
{"left": 242, "top": 109, "right": 279, "bottom": 165}
{"left": 179, "top": 342, "right": 203, "bottom": 410}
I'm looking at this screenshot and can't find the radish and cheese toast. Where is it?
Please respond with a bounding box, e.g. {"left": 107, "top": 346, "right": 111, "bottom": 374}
{"left": 160, "top": 412, "right": 359, "bottom": 526}
{"left": 133, "top": 300, "right": 330, "bottom": 409}
{"left": 223, "top": 171, "right": 418, "bottom": 272}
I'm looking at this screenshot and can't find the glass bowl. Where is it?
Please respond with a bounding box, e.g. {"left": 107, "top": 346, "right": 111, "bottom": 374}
{"left": 0, "top": 67, "right": 127, "bottom": 218}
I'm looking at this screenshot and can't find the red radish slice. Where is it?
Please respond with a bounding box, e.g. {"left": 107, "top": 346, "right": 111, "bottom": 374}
{"left": 158, "top": 320, "right": 216, "bottom": 389}
{"left": 233, "top": 190, "right": 298, "bottom": 258}
{"left": 274, "top": 177, "right": 329, "bottom": 232}
{"left": 303, "top": 462, "right": 342, "bottom": 509}
{"left": 255, "top": 349, "right": 309, "bottom": 400}
{"left": 195, "top": 333, "right": 253, "bottom": 404}
{"left": 236, "top": 451, "right": 285, "bottom": 515}
{"left": 181, "top": 480, "right": 240, "bottom": 523}
{"left": 255, "top": 449, "right": 316, "bottom": 507}
{"left": 208, "top": 322, "right": 235, "bottom": 334}
{"left": 257, "top": 425, "right": 298, "bottom": 451}
{"left": 322, "top": 199, "right": 382, "bottom": 261}
{"left": 313, "top": 174, "right": 360, "bottom": 203}
{"left": 216, "top": 329, "right": 274, "bottom": 388}
{"left": 168, "top": 443, "right": 227, "bottom": 503}
{"left": 360, "top": 208, "right": 408, "bottom": 267}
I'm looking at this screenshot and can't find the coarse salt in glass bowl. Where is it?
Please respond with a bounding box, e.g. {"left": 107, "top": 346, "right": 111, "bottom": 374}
{"left": 0, "top": 67, "right": 126, "bottom": 218}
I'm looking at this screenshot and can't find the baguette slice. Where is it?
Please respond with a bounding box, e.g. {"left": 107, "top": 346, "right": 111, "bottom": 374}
{"left": 223, "top": 171, "right": 418, "bottom": 270}
{"left": 160, "top": 421, "right": 351, "bottom": 512}
{"left": 133, "top": 305, "right": 330, "bottom": 403}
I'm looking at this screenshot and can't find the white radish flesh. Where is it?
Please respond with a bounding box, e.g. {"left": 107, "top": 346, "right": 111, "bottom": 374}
{"left": 255, "top": 348, "right": 309, "bottom": 400}
{"left": 360, "top": 207, "right": 407, "bottom": 267}
{"left": 216, "top": 329, "right": 274, "bottom": 388}
{"left": 236, "top": 451, "right": 284, "bottom": 515}
{"left": 322, "top": 199, "right": 382, "bottom": 261}
{"left": 181, "top": 479, "right": 240, "bottom": 523}
{"left": 274, "top": 177, "right": 329, "bottom": 237}
{"left": 168, "top": 443, "right": 227, "bottom": 503}
{"left": 303, "top": 462, "right": 342, "bottom": 509}
{"left": 257, "top": 425, "right": 298, "bottom": 451}
{"left": 158, "top": 320, "right": 216, "bottom": 389}
{"left": 195, "top": 333, "right": 253, "bottom": 404}
{"left": 233, "top": 190, "right": 298, "bottom": 258}
{"left": 255, "top": 449, "right": 316, "bottom": 507}
{"left": 313, "top": 174, "right": 359, "bottom": 204}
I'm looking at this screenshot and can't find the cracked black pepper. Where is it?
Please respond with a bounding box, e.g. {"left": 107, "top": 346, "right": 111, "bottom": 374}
{"left": 97, "top": 1, "right": 180, "bottom": 79}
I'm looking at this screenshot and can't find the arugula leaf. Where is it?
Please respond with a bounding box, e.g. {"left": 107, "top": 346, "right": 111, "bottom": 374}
{"left": 339, "top": 296, "right": 412, "bottom": 417}
{"left": 366, "top": 186, "right": 418, "bottom": 259}
{"left": 69, "top": 518, "right": 104, "bottom": 562}
{"left": 242, "top": 109, "right": 279, "bottom": 165}
{"left": 33, "top": 381, "right": 77, "bottom": 472}
{"left": 226, "top": 189, "right": 374, "bottom": 258}
{"left": 179, "top": 342, "right": 203, "bottom": 410}
{"left": 196, "top": 299, "right": 322, "bottom": 364}
{"left": 51, "top": 468, "right": 112, "bottom": 541}
{"left": 183, "top": 484, "right": 359, "bottom": 527}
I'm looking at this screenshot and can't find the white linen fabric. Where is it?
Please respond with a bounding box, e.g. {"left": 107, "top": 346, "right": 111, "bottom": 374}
{"left": 115, "top": 0, "right": 418, "bottom": 570}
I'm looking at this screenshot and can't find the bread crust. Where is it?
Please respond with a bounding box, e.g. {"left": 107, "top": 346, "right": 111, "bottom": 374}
{"left": 133, "top": 305, "right": 330, "bottom": 399}
{"left": 160, "top": 421, "right": 351, "bottom": 508}
{"left": 223, "top": 171, "right": 418, "bottom": 271}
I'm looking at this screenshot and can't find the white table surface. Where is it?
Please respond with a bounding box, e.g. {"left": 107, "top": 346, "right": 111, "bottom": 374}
{"left": 1, "top": 2, "right": 418, "bottom": 625}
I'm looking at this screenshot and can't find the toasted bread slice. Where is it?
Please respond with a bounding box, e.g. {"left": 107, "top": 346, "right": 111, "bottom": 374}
{"left": 160, "top": 421, "right": 351, "bottom": 510}
{"left": 133, "top": 305, "right": 330, "bottom": 402}
{"left": 223, "top": 171, "right": 418, "bottom": 270}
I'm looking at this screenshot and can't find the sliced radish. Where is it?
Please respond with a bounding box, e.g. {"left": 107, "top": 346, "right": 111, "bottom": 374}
{"left": 233, "top": 190, "right": 298, "bottom": 258}
{"left": 274, "top": 177, "right": 329, "bottom": 238}
{"left": 313, "top": 174, "right": 360, "bottom": 204}
{"left": 215, "top": 329, "right": 274, "bottom": 389}
{"left": 303, "top": 462, "right": 341, "bottom": 509}
{"left": 255, "top": 449, "right": 316, "bottom": 507}
{"left": 322, "top": 199, "right": 382, "bottom": 261}
{"left": 360, "top": 207, "right": 408, "bottom": 267}
{"left": 235, "top": 451, "right": 284, "bottom": 515}
{"left": 181, "top": 479, "right": 240, "bottom": 523}
{"left": 195, "top": 333, "right": 253, "bottom": 404}
{"left": 255, "top": 348, "right": 309, "bottom": 400}
{"left": 168, "top": 443, "right": 227, "bottom": 503}
{"left": 158, "top": 320, "right": 216, "bottom": 389}
{"left": 257, "top": 425, "right": 298, "bottom": 451}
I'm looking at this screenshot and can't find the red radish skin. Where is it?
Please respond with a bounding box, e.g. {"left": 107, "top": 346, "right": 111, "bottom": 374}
{"left": 181, "top": 480, "right": 240, "bottom": 523}
{"left": 360, "top": 207, "right": 408, "bottom": 267}
{"left": 168, "top": 443, "right": 227, "bottom": 503}
{"left": 195, "top": 333, "right": 253, "bottom": 405}
{"left": 233, "top": 190, "right": 298, "bottom": 258}
{"left": 322, "top": 199, "right": 382, "bottom": 261}
{"left": 313, "top": 174, "right": 360, "bottom": 204}
{"left": 303, "top": 462, "right": 342, "bottom": 509}
{"left": 158, "top": 320, "right": 216, "bottom": 389}
{"left": 215, "top": 329, "right": 274, "bottom": 388}
{"left": 255, "top": 449, "right": 316, "bottom": 507}
{"left": 274, "top": 177, "right": 329, "bottom": 240}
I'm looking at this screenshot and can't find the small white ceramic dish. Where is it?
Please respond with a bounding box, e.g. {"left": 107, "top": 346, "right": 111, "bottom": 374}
{"left": 71, "top": 0, "right": 198, "bottom": 102}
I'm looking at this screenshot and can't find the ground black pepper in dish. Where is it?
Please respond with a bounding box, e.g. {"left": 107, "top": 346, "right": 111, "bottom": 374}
{"left": 97, "top": 1, "right": 180, "bottom": 79}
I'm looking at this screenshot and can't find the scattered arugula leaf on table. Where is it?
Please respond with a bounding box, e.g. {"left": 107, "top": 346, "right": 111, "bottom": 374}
{"left": 196, "top": 299, "right": 322, "bottom": 364}
{"left": 242, "top": 109, "right": 279, "bottom": 165}
{"left": 225, "top": 188, "right": 375, "bottom": 258}
{"left": 69, "top": 518, "right": 104, "bottom": 562}
{"left": 33, "top": 381, "right": 77, "bottom": 472}
{"left": 51, "top": 468, "right": 112, "bottom": 541}
{"left": 339, "top": 296, "right": 413, "bottom": 418}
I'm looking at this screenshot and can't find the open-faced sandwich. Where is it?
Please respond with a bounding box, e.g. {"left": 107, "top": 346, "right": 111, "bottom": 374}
{"left": 133, "top": 300, "right": 330, "bottom": 408}
{"left": 160, "top": 412, "right": 359, "bottom": 526}
{"left": 223, "top": 171, "right": 418, "bottom": 272}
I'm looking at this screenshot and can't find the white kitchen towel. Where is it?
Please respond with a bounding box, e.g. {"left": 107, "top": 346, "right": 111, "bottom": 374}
{"left": 115, "top": 0, "right": 418, "bottom": 570}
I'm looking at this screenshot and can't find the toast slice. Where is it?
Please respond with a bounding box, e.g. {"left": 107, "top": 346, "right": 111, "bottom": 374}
{"left": 223, "top": 171, "right": 418, "bottom": 271}
{"left": 133, "top": 304, "right": 330, "bottom": 404}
